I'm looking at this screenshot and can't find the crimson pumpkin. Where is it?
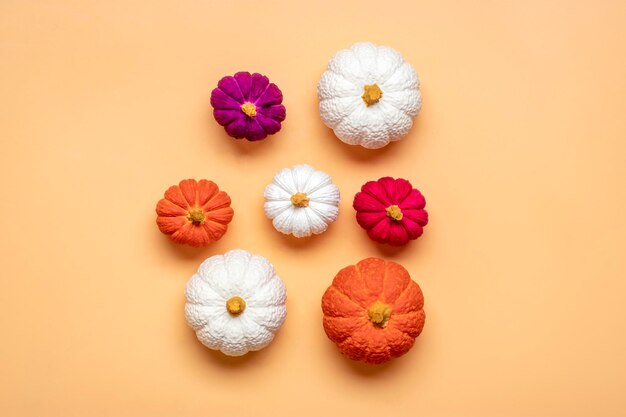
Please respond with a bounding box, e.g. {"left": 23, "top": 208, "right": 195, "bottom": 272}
{"left": 353, "top": 177, "right": 428, "bottom": 246}
{"left": 155, "top": 179, "right": 234, "bottom": 247}
{"left": 321, "top": 258, "right": 425, "bottom": 364}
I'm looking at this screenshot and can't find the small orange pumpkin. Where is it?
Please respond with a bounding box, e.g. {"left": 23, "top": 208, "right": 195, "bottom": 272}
{"left": 321, "top": 258, "right": 425, "bottom": 364}
{"left": 155, "top": 179, "right": 234, "bottom": 247}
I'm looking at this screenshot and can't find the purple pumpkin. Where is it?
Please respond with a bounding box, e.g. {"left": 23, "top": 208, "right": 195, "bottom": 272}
{"left": 210, "top": 71, "right": 286, "bottom": 141}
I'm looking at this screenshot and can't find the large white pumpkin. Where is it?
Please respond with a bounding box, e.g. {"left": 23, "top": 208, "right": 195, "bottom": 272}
{"left": 184, "top": 249, "right": 287, "bottom": 356}
{"left": 317, "top": 42, "right": 422, "bottom": 149}
{"left": 264, "top": 164, "right": 340, "bottom": 238}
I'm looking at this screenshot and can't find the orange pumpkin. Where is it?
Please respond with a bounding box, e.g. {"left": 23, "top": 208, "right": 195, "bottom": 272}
{"left": 321, "top": 258, "right": 425, "bottom": 364}
{"left": 155, "top": 179, "right": 234, "bottom": 247}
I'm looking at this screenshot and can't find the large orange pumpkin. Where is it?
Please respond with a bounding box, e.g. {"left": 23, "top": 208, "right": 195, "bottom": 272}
{"left": 321, "top": 258, "right": 425, "bottom": 364}
{"left": 155, "top": 179, "right": 234, "bottom": 247}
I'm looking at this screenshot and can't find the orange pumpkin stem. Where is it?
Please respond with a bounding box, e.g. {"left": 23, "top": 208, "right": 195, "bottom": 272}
{"left": 187, "top": 209, "right": 206, "bottom": 225}
{"left": 368, "top": 300, "right": 392, "bottom": 327}
{"left": 226, "top": 296, "right": 246, "bottom": 316}
{"left": 240, "top": 102, "right": 257, "bottom": 117}
{"left": 290, "top": 192, "right": 310, "bottom": 208}
{"left": 362, "top": 83, "right": 383, "bottom": 106}
{"left": 386, "top": 205, "right": 403, "bottom": 221}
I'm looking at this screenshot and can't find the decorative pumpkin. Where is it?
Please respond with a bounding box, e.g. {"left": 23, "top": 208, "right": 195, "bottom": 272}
{"left": 353, "top": 177, "right": 428, "bottom": 246}
{"left": 321, "top": 257, "right": 425, "bottom": 364}
{"left": 210, "top": 71, "right": 286, "bottom": 141}
{"left": 185, "top": 249, "right": 287, "bottom": 356}
{"left": 317, "top": 42, "right": 422, "bottom": 149}
{"left": 264, "top": 164, "right": 340, "bottom": 238}
{"left": 155, "top": 179, "right": 234, "bottom": 247}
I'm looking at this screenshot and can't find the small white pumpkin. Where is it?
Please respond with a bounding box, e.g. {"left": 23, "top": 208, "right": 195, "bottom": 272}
{"left": 264, "top": 164, "right": 340, "bottom": 238}
{"left": 317, "top": 42, "right": 422, "bottom": 149}
{"left": 184, "top": 249, "right": 287, "bottom": 356}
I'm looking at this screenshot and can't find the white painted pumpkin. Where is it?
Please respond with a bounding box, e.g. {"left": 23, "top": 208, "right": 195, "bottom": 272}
{"left": 317, "top": 42, "right": 422, "bottom": 149}
{"left": 185, "top": 249, "right": 287, "bottom": 356}
{"left": 264, "top": 164, "right": 340, "bottom": 238}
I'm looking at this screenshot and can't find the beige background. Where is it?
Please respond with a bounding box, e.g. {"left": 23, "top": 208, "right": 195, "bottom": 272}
{"left": 1, "top": 0, "right": 626, "bottom": 416}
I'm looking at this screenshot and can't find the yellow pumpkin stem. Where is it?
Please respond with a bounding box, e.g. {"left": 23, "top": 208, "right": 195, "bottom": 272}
{"left": 386, "top": 205, "right": 403, "bottom": 221}
{"left": 226, "top": 296, "right": 246, "bottom": 316}
{"left": 187, "top": 209, "right": 206, "bottom": 224}
{"left": 290, "top": 192, "right": 310, "bottom": 208}
{"left": 367, "top": 301, "right": 392, "bottom": 327}
{"left": 240, "top": 102, "right": 257, "bottom": 117}
{"left": 362, "top": 84, "right": 383, "bottom": 106}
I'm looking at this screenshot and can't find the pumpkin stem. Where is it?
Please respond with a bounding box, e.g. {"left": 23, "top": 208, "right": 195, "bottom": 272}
{"left": 386, "top": 205, "right": 403, "bottom": 221}
{"left": 290, "top": 192, "right": 310, "bottom": 208}
{"left": 187, "top": 209, "right": 206, "bottom": 225}
{"left": 367, "top": 301, "right": 392, "bottom": 327}
{"left": 362, "top": 84, "right": 383, "bottom": 106}
{"left": 226, "top": 296, "right": 246, "bottom": 316}
{"left": 240, "top": 102, "right": 257, "bottom": 117}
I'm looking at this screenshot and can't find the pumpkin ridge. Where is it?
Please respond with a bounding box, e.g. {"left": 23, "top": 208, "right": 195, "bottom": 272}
{"left": 165, "top": 186, "right": 190, "bottom": 210}
{"left": 393, "top": 282, "right": 424, "bottom": 313}
{"left": 288, "top": 169, "right": 301, "bottom": 198}
{"left": 384, "top": 326, "right": 416, "bottom": 357}
{"left": 256, "top": 83, "right": 283, "bottom": 107}
{"left": 305, "top": 180, "right": 335, "bottom": 197}
{"left": 308, "top": 204, "right": 337, "bottom": 223}
{"left": 250, "top": 117, "right": 265, "bottom": 135}
{"left": 365, "top": 216, "right": 392, "bottom": 235}
{"left": 362, "top": 186, "right": 392, "bottom": 207}
{"left": 253, "top": 82, "right": 272, "bottom": 104}
{"left": 201, "top": 192, "right": 232, "bottom": 211}
{"left": 398, "top": 189, "right": 425, "bottom": 210}
{"left": 323, "top": 316, "right": 369, "bottom": 343}
{"left": 390, "top": 311, "right": 426, "bottom": 339}
{"left": 396, "top": 216, "right": 424, "bottom": 240}
{"left": 264, "top": 201, "right": 293, "bottom": 217}
{"left": 156, "top": 200, "right": 187, "bottom": 217}
{"left": 379, "top": 56, "right": 406, "bottom": 85}
{"left": 196, "top": 180, "right": 219, "bottom": 206}
{"left": 178, "top": 179, "right": 200, "bottom": 207}
{"left": 379, "top": 90, "right": 417, "bottom": 118}
{"left": 308, "top": 199, "right": 340, "bottom": 210}
{"left": 353, "top": 191, "right": 387, "bottom": 212}
{"left": 335, "top": 103, "right": 365, "bottom": 129}
{"left": 326, "top": 286, "right": 367, "bottom": 312}
{"left": 217, "top": 82, "right": 242, "bottom": 103}
{"left": 232, "top": 75, "right": 249, "bottom": 102}
{"left": 210, "top": 89, "right": 241, "bottom": 110}
{"left": 326, "top": 67, "right": 361, "bottom": 90}
{"left": 378, "top": 177, "right": 400, "bottom": 206}
{"left": 381, "top": 263, "right": 390, "bottom": 301}
{"left": 354, "top": 257, "right": 387, "bottom": 300}
{"left": 298, "top": 167, "right": 317, "bottom": 193}
{"left": 383, "top": 267, "right": 413, "bottom": 304}
{"left": 337, "top": 336, "right": 363, "bottom": 361}
{"left": 202, "top": 201, "right": 232, "bottom": 213}
{"left": 201, "top": 222, "right": 225, "bottom": 242}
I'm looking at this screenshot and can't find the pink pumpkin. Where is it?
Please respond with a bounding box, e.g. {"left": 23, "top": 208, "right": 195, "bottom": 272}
{"left": 353, "top": 177, "right": 428, "bottom": 246}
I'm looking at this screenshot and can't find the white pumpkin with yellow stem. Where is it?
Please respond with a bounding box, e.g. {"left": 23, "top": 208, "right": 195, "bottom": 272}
{"left": 185, "top": 249, "right": 287, "bottom": 356}
{"left": 264, "top": 164, "right": 340, "bottom": 238}
{"left": 317, "top": 42, "right": 422, "bottom": 149}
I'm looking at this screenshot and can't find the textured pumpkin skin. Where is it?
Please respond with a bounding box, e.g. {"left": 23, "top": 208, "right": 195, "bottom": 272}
{"left": 318, "top": 42, "right": 421, "bottom": 149}
{"left": 264, "top": 164, "right": 340, "bottom": 237}
{"left": 155, "top": 179, "right": 234, "bottom": 247}
{"left": 185, "top": 249, "right": 287, "bottom": 356}
{"left": 210, "top": 71, "right": 286, "bottom": 141}
{"left": 353, "top": 177, "right": 428, "bottom": 246}
{"left": 322, "top": 258, "right": 425, "bottom": 364}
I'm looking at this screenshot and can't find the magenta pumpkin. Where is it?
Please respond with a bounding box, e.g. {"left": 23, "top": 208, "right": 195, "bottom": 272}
{"left": 353, "top": 177, "right": 428, "bottom": 246}
{"left": 210, "top": 71, "right": 286, "bottom": 141}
